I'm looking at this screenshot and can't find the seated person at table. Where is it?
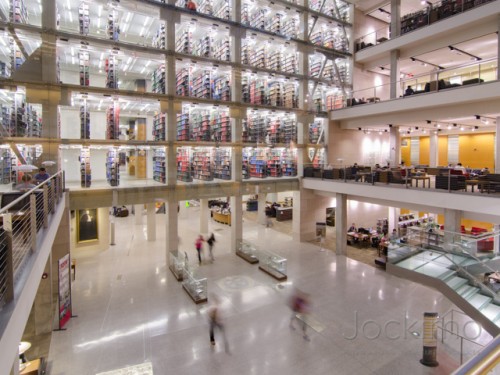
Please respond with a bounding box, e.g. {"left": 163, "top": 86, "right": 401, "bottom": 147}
{"left": 15, "top": 174, "right": 36, "bottom": 192}
{"left": 348, "top": 223, "right": 357, "bottom": 232}
{"left": 404, "top": 86, "right": 414, "bottom": 96}
{"left": 481, "top": 167, "right": 490, "bottom": 175}
{"left": 453, "top": 163, "right": 467, "bottom": 174}
{"left": 351, "top": 163, "right": 361, "bottom": 181}
{"left": 379, "top": 231, "right": 390, "bottom": 257}
{"left": 390, "top": 228, "right": 398, "bottom": 241}
{"left": 34, "top": 167, "right": 50, "bottom": 184}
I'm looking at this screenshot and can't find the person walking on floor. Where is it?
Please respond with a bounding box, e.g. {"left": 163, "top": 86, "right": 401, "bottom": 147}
{"left": 289, "top": 288, "right": 311, "bottom": 341}
{"left": 195, "top": 235, "right": 204, "bottom": 264}
{"left": 207, "top": 233, "right": 216, "bottom": 262}
{"left": 208, "top": 295, "right": 229, "bottom": 353}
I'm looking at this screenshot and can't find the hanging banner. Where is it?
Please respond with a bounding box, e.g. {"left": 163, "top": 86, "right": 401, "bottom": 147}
{"left": 58, "top": 254, "right": 72, "bottom": 329}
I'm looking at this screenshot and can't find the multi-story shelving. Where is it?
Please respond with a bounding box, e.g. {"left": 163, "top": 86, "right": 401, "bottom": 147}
{"left": 153, "top": 112, "right": 166, "bottom": 141}
{"left": 267, "top": 149, "right": 282, "bottom": 177}
{"left": 106, "top": 149, "right": 120, "bottom": 186}
{"left": 176, "top": 112, "right": 190, "bottom": 141}
{"left": 192, "top": 148, "right": 213, "bottom": 181}
{"left": 0, "top": 149, "right": 13, "bottom": 184}
{"left": 107, "top": 8, "right": 119, "bottom": 41}
{"left": 191, "top": 110, "right": 212, "bottom": 141}
{"left": 281, "top": 148, "right": 297, "bottom": 176}
{"left": 309, "top": 120, "right": 324, "bottom": 144}
{"left": 106, "top": 102, "right": 120, "bottom": 140}
{"left": 153, "top": 148, "right": 166, "bottom": 183}
{"left": 152, "top": 23, "right": 166, "bottom": 49}
{"left": 212, "top": 110, "right": 231, "bottom": 143}
{"left": 78, "top": 2, "right": 90, "bottom": 36}
{"left": 105, "top": 55, "right": 118, "bottom": 89}
{"left": 152, "top": 65, "right": 166, "bottom": 94}
{"left": 80, "top": 147, "right": 91, "bottom": 187}
{"left": 213, "top": 148, "right": 231, "bottom": 180}
{"left": 10, "top": 0, "right": 28, "bottom": 23}
{"left": 80, "top": 101, "right": 90, "bottom": 139}
{"left": 245, "top": 112, "right": 267, "bottom": 143}
{"left": 248, "top": 148, "right": 267, "bottom": 178}
{"left": 79, "top": 50, "right": 90, "bottom": 86}
{"left": 177, "top": 147, "right": 192, "bottom": 182}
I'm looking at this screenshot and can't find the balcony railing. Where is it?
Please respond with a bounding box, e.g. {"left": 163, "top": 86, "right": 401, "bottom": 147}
{"left": 355, "top": 0, "right": 496, "bottom": 51}
{"left": 329, "top": 57, "right": 498, "bottom": 109}
{"left": 0, "top": 171, "right": 65, "bottom": 309}
{"left": 303, "top": 164, "right": 500, "bottom": 196}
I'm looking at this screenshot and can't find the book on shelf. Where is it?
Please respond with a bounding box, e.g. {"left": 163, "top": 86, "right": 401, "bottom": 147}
{"left": 80, "top": 147, "right": 91, "bottom": 188}
{"left": 213, "top": 148, "right": 231, "bottom": 180}
{"left": 106, "top": 149, "right": 120, "bottom": 186}
{"left": 176, "top": 148, "right": 192, "bottom": 182}
{"left": 153, "top": 148, "right": 166, "bottom": 183}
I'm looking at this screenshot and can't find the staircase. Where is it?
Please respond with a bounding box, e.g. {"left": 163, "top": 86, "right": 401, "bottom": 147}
{"left": 388, "top": 249, "right": 500, "bottom": 336}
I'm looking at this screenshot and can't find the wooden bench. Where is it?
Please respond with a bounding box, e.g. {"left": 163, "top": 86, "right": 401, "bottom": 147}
{"left": 236, "top": 250, "right": 259, "bottom": 264}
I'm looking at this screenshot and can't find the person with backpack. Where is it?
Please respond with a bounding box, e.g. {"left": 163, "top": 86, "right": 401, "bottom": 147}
{"left": 207, "top": 233, "right": 216, "bottom": 262}
{"left": 195, "top": 235, "right": 204, "bottom": 264}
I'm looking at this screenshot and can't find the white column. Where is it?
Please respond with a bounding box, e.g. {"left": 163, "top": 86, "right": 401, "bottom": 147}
{"left": 146, "top": 203, "right": 156, "bottom": 241}
{"left": 388, "top": 206, "right": 400, "bottom": 233}
{"left": 429, "top": 132, "right": 438, "bottom": 167}
{"left": 390, "top": 0, "right": 401, "bottom": 38}
{"left": 495, "top": 117, "right": 500, "bottom": 173}
{"left": 390, "top": 50, "right": 400, "bottom": 99}
{"left": 134, "top": 204, "right": 143, "bottom": 224}
{"left": 389, "top": 126, "right": 400, "bottom": 167}
{"left": 200, "top": 199, "right": 209, "bottom": 234}
{"left": 257, "top": 193, "right": 267, "bottom": 225}
{"left": 493, "top": 224, "right": 500, "bottom": 256}
{"left": 335, "top": 193, "right": 347, "bottom": 255}
{"left": 443, "top": 208, "right": 461, "bottom": 250}
{"left": 230, "top": 195, "right": 243, "bottom": 252}
{"left": 166, "top": 197, "right": 179, "bottom": 266}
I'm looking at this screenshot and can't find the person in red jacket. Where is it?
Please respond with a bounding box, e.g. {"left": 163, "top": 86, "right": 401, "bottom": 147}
{"left": 186, "top": 0, "right": 197, "bottom": 11}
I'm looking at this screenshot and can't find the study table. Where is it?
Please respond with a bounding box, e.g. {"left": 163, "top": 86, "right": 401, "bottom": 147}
{"left": 411, "top": 176, "right": 431, "bottom": 188}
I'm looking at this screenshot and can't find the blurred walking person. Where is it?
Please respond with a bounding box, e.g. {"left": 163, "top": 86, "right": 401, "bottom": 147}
{"left": 208, "top": 295, "right": 230, "bottom": 353}
{"left": 207, "top": 233, "right": 216, "bottom": 262}
{"left": 289, "top": 288, "right": 311, "bottom": 341}
{"left": 195, "top": 235, "right": 204, "bottom": 264}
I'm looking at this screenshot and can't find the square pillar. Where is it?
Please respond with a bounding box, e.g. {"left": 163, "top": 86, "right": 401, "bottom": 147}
{"left": 230, "top": 195, "right": 243, "bottom": 252}
{"left": 335, "top": 193, "right": 347, "bottom": 255}
{"left": 147, "top": 203, "right": 156, "bottom": 241}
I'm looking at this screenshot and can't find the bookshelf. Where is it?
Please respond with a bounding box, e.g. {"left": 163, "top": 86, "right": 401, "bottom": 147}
{"left": 106, "top": 148, "right": 120, "bottom": 186}
{"left": 249, "top": 148, "right": 267, "bottom": 178}
{"left": 177, "top": 147, "right": 192, "bottom": 182}
{"left": 176, "top": 112, "right": 190, "bottom": 141}
{"left": 106, "top": 102, "right": 119, "bottom": 140}
{"left": 213, "top": 74, "right": 231, "bottom": 101}
{"left": 107, "top": 9, "right": 119, "bottom": 41}
{"left": 80, "top": 102, "right": 90, "bottom": 139}
{"left": 267, "top": 149, "right": 282, "bottom": 177}
{"left": 152, "top": 64, "right": 166, "bottom": 94}
{"left": 191, "top": 110, "right": 212, "bottom": 141}
{"left": 152, "top": 23, "right": 166, "bottom": 49}
{"left": 0, "top": 104, "right": 11, "bottom": 136}
{"left": 191, "top": 69, "right": 211, "bottom": 99}
{"left": 0, "top": 149, "right": 13, "bottom": 184}
{"left": 212, "top": 110, "right": 231, "bottom": 142}
{"left": 78, "top": 2, "right": 90, "bottom": 36}
{"left": 176, "top": 68, "right": 190, "bottom": 97}
{"left": 309, "top": 120, "right": 323, "bottom": 143}
{"left": 281, "top": 148, "right": 297, "bottom": 176}
{"left": 192, "top": 148, "right": 213, "bottom": 181}
{"left": 105, "top": 55, "right": 118, "bottom": 89}
{"left": 153, "top": 112, "right": 166, "bottom": 141}
{"left": 79, "top": 50, "right": 90, "bottom": 86}
{"left": 153, "top": 148, "right": 166, "bottom": 183}
{"left": 80, "top": 147, "right": 91, "bottom": 187}
{"left": 10, "top": 0, "right": 28, "bottom": 24}
{"left": 242, "top": 149, "right": 250, "bottom": 179}
{"left": 280, "top": 115, "right": 297, "bottom": 144}
{"left": 245, "top": 112, "right": 266, "bottom": 143}
{"left": 213, "top": 148, "right": 231, "bottom": 180}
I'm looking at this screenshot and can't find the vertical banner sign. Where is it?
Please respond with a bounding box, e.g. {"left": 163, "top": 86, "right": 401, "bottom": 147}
{"left": 58, "top": 254, "right": 72, "bottom": 329}
{"left": 420, "top": 312, "right": 439, "bottom": 367}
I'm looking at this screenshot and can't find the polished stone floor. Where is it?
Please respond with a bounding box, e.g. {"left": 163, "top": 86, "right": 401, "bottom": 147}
{"left": 47, "top": 204, "right": 494, "bottom": 375}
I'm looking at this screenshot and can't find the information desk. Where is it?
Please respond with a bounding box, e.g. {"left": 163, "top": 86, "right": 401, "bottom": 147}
{"left": 276, "top": 207, "right": 293, "bottom": 221}
{"left": 213, "top": 211, "right": 231, "bottom": 225}
{"left": 20, "top": 358, "right": 42, "bottom": 375}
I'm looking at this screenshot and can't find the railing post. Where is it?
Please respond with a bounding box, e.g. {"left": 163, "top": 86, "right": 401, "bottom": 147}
{"left": 62, "top": 170, "right": 66, "bottom": 193}
{"left": 405, "top": 168, "right": 408, "bottom": 188}
{"left": 448, "top": 169, "right": 451, "bottom": 193}
{"left": 50, "top": 182, "right": 56, "bottom": 213}
{"left": 55, "top": 176, "right": 60, "bottom": 204}
{"left": 43, "top": 185, "right": 49, "bottom": 229}
{"left": 460, "top": 337, "right": 463, "bottom": 364}
{"left": 3, "top": 213, "right": 14, "bottom": 303}
{"left": 30, "top": 194, "right": 37, "bottom": 252}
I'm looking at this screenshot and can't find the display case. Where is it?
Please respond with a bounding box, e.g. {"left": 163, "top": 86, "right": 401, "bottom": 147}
{"left": 258, "top": 250, "right": 287, "bottom": 280}
{"left": 182, "top": 270, "right": 208, "bottom": 304}
{"left": 169, "top": 250, "right": 184, "bottom": 281}
{"left": 236, "top": 240, "right": 259, "bottom": 264}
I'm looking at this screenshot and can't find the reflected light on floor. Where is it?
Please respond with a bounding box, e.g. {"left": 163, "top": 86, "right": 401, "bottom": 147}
{"left": 75, "top": 318, "right": 168, "bottom": 350}
{"left": 96, "top": 361, "right": 153, "bottom": 375}
{"left": 330, "top": 262, "right": 336, "bottom": 272}
{"left": 378, "top": 289, "right": 384, "bottom": 300}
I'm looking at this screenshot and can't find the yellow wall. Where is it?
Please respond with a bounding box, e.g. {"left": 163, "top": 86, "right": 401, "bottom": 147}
{"left": 419, "top": 137, "right": 430, "bottom": 166}
{"left": 461, "top": 219, "right": 493, "bottom": 232}
{"left": 438, "top": 136, "right": 448, "bottom": 167}
{"left": 401, "top": 138, "right": 410, "bottom": 166}
{"left": 459, "top": 133, "right": 494, "bottom": 169}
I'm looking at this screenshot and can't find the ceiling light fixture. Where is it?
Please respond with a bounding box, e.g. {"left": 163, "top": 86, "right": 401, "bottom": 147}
{"left": 410, "top": 57, "right": 444, "bottom": 69}
{"left": 448, "top": 45, "right": 481, "bottom": 61}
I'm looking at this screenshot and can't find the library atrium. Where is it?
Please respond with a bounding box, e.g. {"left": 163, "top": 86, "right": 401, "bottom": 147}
{"left": 0, "top": 0, "right": 500, "bottom": 373}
